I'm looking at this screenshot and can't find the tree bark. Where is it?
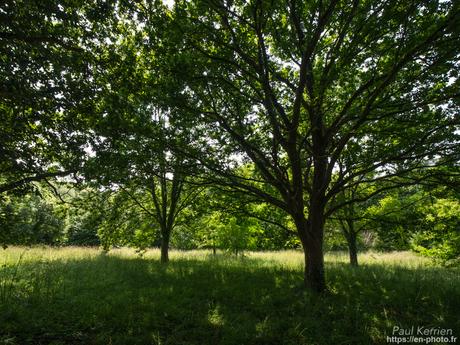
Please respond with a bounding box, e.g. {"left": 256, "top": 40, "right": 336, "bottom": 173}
{"left": 304, "top": 234, "right": 326, "bottom": 293}
{"left": 305, "top": 213, "right": 327, "bottom": 293}
{"left": 347, "top": 231, "right": 358, "bottom": 266}
{"left": 301, "top": 113, "right": 329, "bottom": 293}
{"left": 342, "top": 219, "right": 359, "bottom": 266}
{"left": 295, "top": 214, "right": 327, "bottom": 293}
{"left": 160, "top": 231, "right": 170, "bottom": 263}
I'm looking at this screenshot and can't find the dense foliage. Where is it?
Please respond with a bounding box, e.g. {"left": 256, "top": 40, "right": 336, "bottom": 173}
{"left": 1, "top": 180, "right": 459, "bottom": 268}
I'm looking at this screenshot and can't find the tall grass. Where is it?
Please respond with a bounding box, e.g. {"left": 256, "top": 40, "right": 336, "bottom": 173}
{"left": 0, "top": 247, "right": 458, "bottom": 345}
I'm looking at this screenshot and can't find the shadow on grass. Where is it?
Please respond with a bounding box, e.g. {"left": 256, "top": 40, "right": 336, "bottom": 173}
{"left": 0, "top": 254, "right": 459, "bottom": 345}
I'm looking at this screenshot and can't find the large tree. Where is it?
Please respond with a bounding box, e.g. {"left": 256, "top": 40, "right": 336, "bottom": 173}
{"left": 155, "top": 0, "right": 460, "bottom": 291}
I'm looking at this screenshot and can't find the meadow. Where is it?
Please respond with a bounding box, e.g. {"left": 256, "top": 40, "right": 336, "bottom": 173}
{"left": 0, "top": 247, "right": 459, "bottom": 345}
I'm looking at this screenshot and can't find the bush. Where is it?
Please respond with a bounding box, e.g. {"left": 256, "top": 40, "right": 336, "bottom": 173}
{"left": 410, "top": 198, "right": 460, "bottom": 265}
{"left": 66, "top": 225, "right": 100, "bottom": 246}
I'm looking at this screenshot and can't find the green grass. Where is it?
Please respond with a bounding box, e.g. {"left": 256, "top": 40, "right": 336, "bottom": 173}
{"left": 0, "top": 247, "right": 459, "bottom": 345}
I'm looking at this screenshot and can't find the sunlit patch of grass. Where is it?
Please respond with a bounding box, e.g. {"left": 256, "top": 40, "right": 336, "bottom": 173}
{"left": 0, "top": 246, "right": 430, "bottom": 268}
{"left": 0, "top": 247, "right": 458, "bottom": 345}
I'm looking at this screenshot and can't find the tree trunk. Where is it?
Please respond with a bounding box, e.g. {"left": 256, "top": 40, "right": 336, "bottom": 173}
{"left": 305, "top": 214, "right": 327, "bottom": 293}
{"left": 304, "top": 235, "right": 326, "bottom": 293}
{"left": 303, "top": 128, "right": 329, "bottom": 293}
{"left": 160, "top": 231, "right": 170, "bottom": 263}
{"left": 347, "top": 231, "right": 358, "bottom": 266}
{"left": 295, "top": 215, "right": 327, "bottom": 293}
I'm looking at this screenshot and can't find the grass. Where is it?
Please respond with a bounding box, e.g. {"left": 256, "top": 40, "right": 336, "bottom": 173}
{"left": 0, "top": 247, "right": 459, "bottom": 345}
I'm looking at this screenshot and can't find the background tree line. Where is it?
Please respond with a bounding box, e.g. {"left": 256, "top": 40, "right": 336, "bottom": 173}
{"left": 1, "top": 177, "right": 459, "bottom": 267}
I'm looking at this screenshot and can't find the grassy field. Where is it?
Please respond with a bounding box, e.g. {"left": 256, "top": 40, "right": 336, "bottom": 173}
{"left": 0, "top": 247, "right": 459, "bottom": 345}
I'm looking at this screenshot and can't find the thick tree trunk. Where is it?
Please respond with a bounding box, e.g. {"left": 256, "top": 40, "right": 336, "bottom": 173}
{"left": 295, "top": 215, "right": 327, "bottom": 293}
{"left": 304, "top": 235, "right": 326, "bottom": 293}
{"left": 287, "top": 111, "right": 329, "bottom": 293}
{"left": 303, "top": 127, "right": 329, "bottom": 293}
{"left": 160, "top": 231, "right": 170, "bottom": 263}
{"left": 347, "top": 231, "right": 358, "bottom": 266}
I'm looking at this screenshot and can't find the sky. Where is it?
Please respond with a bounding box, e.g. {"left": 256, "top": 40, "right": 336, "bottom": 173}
{"left": 163, "top": 0, "right": 174, "bottom": 9}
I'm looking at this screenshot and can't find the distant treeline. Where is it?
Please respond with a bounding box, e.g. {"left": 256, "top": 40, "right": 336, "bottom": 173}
{"left": 1, "top": 181, "right": 458, "bottom": 266}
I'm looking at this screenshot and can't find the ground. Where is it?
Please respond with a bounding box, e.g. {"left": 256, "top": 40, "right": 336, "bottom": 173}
{"left": 0, "top": 247, "right": 459, "bottom": 345}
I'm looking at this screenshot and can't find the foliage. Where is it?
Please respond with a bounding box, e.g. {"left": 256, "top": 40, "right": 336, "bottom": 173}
{"left": 366, "top": 189, "right": 425, "bottom": 251}
{"left": 0, "top": 192, "right": 65, "bottom": 246}
{"left": 0, "top": 0, "right": 119, "bottom": 193}
{"left": 411, "top": 197, "right": 460, "bottom": 265}
{"left": 215, "top": 215, "right": 257, "bottom": 255}
{"left": 64, "top": 191, "right": 105, "bottom": 247}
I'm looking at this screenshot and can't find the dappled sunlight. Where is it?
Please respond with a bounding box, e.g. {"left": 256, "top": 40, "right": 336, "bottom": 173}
{"left": 207, "top": 304, "right": 225, "bottom": 327}
{"left": 0, "top": 246, "right": 440, "bottom": 272}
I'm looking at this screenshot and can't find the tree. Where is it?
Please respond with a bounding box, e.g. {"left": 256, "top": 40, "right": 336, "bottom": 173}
{"left": 0, "top": 0, "right": 120, "bottom": 194}
{"left": 64, "top": 187, "right": 106, "bottom": 247}
{"left": 330, "top": 177, "right": 376, "bottom": 266}
{"left": 80, "top": 6, "right": 201, "bottom": 261}
{"left": 2, "top": 0, "right": 459, "bottom": 294}
{"left": 0, "top": 186, "right": 66, "bottom": 246}
{"left": 210, "top": 182, "right": 298, "bottom": 250}
{"left": 158, "top": 0, "right": 460, "bottom": 291}
{"left": 329, "top": 155, "right": 460, "bottom": 265}
{"left": 89, "top": 104, "right": 198, "bottom": 262}
{"left": 411, "top": 195, "right": 460, "bottom": 265}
